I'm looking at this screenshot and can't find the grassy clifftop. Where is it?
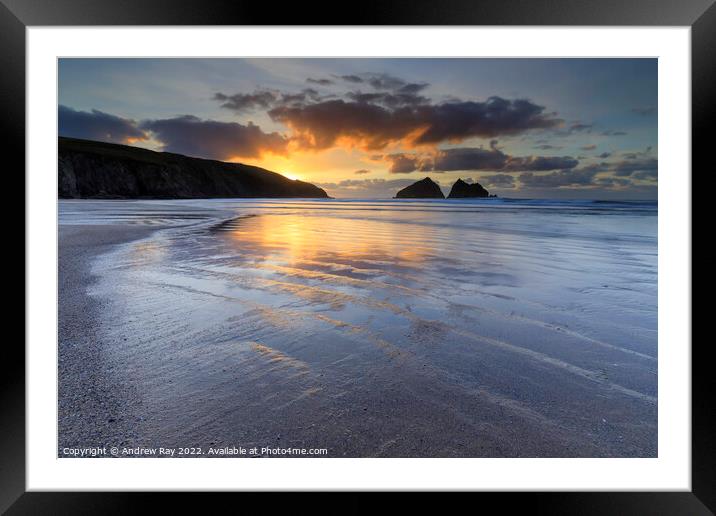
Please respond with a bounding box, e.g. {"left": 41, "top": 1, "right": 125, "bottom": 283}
{"left": 58, "top": 137, "right": 329, "bottom": 199}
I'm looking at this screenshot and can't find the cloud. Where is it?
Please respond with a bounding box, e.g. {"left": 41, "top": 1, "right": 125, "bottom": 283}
{"left": 534, "top": 144, "right": 562, "bottom": 150}
{"left": 268, "top": 100, "right": 413, "bottom": 150}
{"left": 414, "top": 97, "right": 562, "bottom": 145}
{"left": 632, "top": 170, "right": 658, "bottom": 181}
{"left": 519, "top": 166, "right": 602, "bottom": 188}
{"left": 346, "top": 90, "right": 430, "bottom": 107}
{"left": 140, "top": 115, "right": 288, "bottom": 160}
{"left": 215, "top": 88, "right": 333, "bottom": 112}
{"left": 215, "top": 74, "right": 561, "bottom": 152}
{"left": 385, "top": 153, "right": 434, "bottom": 173}
{"left": 598, "top": 177, "right": 633, "bottom": 187}
{"left": 570, "top": 123, "right": 593, "bottom": 132}
{"left": 314, "top": 178, "right": 423, "bottom": 198}
{"left": 382, "top": 147, "right": 579, "bottom": 174}
{"left": 336, "top": 74, "right": 364, "bottom": 83}
{"left": 269, "top": 96, "right": 562, "bottom": 151}
{"left": 631, "top": 106, "right": 657, "bottom": 116}
{"left": 580, "top": 144, "right": 597, "bottom": 151}
{"left": 306, "top": 77, "right": 334, "bottom": 86}
{"left": 364, "top": 73, "right": 411, "bottom": 91}
{"left": 620, "top": 146, "right": 654, "bottom": 160}
{"left": 598, "top": 152, "right": 611, "bottom": 158}
{"left": 433, "top": 147, "right": 508, "bottom": 171}
{"left": 601, "top": 130, "right": 628, "bottom": 136}
{"left": 480, "top": 174, "right": 516, "bottom": 188}
{"left": 398, "top": 83, "right": 429, "bottom": 95}
{"left": 354, "top": 169, "right": 371, "bottom": 175}
{"left": 214, "top": 90, "right": 278, "bottom": 113}
{"left": 58, "top": 105, "right": 147, "bottom": 144}
{"left": 334, "top": 73, "right": 428, "bottom": 95}
{"left": 612, "top": 158, "right": 658, "bottom": 177}
{"left": 503, "top": 155, "right": 579, "bottom": 172}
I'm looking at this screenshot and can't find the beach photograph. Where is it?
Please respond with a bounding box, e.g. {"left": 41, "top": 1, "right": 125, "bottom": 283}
{"left": 58, "top": 58, "right": 658, "bottom": 458}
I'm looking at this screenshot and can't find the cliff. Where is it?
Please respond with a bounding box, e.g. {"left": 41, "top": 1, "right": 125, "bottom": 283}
{"left": 447, "top": 178, "right": 490, "bottom": 198}
{"left": 394, "top": 177, "right": 445, "bottom": 199}
{"left": 58, "top": 137, "right": 329, "bottom": 199}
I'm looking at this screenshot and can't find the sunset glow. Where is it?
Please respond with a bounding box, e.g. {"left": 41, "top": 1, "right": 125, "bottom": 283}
{"left": 59, "top": 58, "right": 657, "bottom": 199}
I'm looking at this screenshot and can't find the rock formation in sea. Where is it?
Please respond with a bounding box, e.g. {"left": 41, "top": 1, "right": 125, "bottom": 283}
{"left": 447, "top": 178, "right": 490, "bottom": 198}
{"left": 58, "top": 137, "right": 329, "bottom": 199}
{"left": 394, "top": 177, "right": 445, "bottom": 199}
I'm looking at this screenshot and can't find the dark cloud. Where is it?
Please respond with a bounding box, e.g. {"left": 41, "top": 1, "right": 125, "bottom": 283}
{"left": 385, "top": 153, "right": 434, "bottom": 174}
{"left": 140, "top": 115, "right": 288, "bottom": 160}
{"left": 612, "top": 158, "right": 658, "bottom": 177}
{"left": 580, "top": 144, "right": 597, "bottom": 151}
{"left": 346, "top": 90, "right": 430, "bottom": 107}
{"left": 434, "top": 147, "right": 508, "bottom": 171}
{"left": 268, "top": 100, "right": 412, "bottom": 150}
{"left": 278, "top": 88, "right": 334, "bottom": 106}
{"left": 365, "top": 73, "right": 409, "bottom": 91}
{"left": 632, "top": 170, "right": 658, "bottom": 181}
{"left": 306, "top": 77, "right": 334, "bottom": 86}
{"left": 415, "top": 97, "right": 562, "bottom": 144}
{"left": 601, "top": 130, "right": 628, "bottom": 136}
{"left": 549, "top": 122, "right": 594, "bottom": 137}
{"left": 534, "top": 144, "right": 562, "bottom": 150}
{"left": 480, "top": 174, "right": 516, "bottom": 188}
{"left": 570, "top": 123, "right": 593, "bottom": 132}
{"left": 354, "top": 169, "right": 371, "bottom": 175}
{"left": 503, "top": 155, "right": 579, "bottom": 172}
{"left": 598, "top": 152, "right": 612, "bottom": 158}
{"left": 598, "top": 177, "right": 633, "bottom": 187}
{"left": 336, "top": 74, "right": 364, "bottom": 83}
{"left": 58, "top": 105, "right": 147, "bottom": 144}
{"left": 214, "top": 90, "right": 278, "bottom": 113}
{"left": 269, "top": 96, "right": 562, "bottom": 151}
{"left": 620, "top": 147, "right": 654, "bottom": 160}
{"left": 397, "top": 82, "right": 429, "bottom": 95}
{"left": 334, "top": 73, "right": 428, "bottom": 95}
{"left": 215, "top": 88, "right": 333, "bottom": 111}
{"left": 631, "top": 106, "right": 657, "bottom": 116}
{"left": 519, "top": 167, "right": 601, "bottom": 188}
{"left": 383, "top": 148, "right": 578, "bottom": 174}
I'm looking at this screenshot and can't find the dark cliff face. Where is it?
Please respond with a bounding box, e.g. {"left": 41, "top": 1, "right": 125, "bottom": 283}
{"left": 58, "top": 137, "right": 329, "bottom": 199}
{"left": 447, "top": 178, "right": 489, "bottom": 198}
{"left": 394, "top": 177, "right": 445, "bottom": 199}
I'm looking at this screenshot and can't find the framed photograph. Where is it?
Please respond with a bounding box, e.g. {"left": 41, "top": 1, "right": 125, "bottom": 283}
{"left": 7, "top": 0, "right": 709, "bottom": 511}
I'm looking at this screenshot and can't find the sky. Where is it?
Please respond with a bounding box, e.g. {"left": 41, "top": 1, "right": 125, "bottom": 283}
{"left": 58, "top": 58, "right": 657, "bottom": 199}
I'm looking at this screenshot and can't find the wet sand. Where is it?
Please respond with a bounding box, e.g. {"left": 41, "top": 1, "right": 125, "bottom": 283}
{"left": 58, "top": 225, "right": 157, "bottom": 451}
{"left": 58, "top": 200, "right": 657, "bottom": 457}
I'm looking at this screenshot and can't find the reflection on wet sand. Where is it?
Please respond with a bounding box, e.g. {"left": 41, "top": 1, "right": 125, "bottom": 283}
{"left": 216, "top": 213, "right": 439, "bottom": 273}
{"left": 67, "top": 199, "right": 657, "bottom": 457}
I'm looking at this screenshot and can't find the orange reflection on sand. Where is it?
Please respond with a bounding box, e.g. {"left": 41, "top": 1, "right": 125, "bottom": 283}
{"left": 224, "top": 213, "right": 438, "bottom": 269}
{"left": 128, "top": 239, "right": 166, "bottom": 266}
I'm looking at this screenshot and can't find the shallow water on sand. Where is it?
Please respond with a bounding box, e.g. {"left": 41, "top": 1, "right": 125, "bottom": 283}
{"left": 59, "top": 198, "right": 657, "bottom": 457}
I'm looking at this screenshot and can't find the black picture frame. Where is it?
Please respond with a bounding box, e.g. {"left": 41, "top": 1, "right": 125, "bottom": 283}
{"left": 5, "top": 0, "right": 709, "bottom": 512}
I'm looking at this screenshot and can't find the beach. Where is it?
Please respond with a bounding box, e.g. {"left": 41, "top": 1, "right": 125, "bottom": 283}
{"left": 58, "top": 198, "right": 657, "bottom": 457}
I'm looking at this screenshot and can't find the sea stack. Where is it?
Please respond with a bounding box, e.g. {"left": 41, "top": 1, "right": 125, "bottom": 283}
{"left": 447, "top": 178, "right": 490, "bottom": 198}
{"left": 394, "top": 177, "right": 445, "bottom": 199}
